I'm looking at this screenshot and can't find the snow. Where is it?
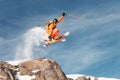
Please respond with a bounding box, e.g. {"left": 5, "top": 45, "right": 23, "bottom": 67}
{"left": 32, "top": 69, "right": 39, "bottom": 73}
{"left": 66, "top": 74, "right": 120, "bottom": 80}
{"left": 14, "top": 27, "right": 48, "bottom": 60}
{"left": 98, "top": 77, "right": 120, "bottom": 80}
{"left": 7, "top": 59, "right": 28, "bottom": 65}
{"left": 67, "top": 74, "right": 95, "bottom": 80}
{"left": 16, "top": 73, "right": 35, "bottom": 80}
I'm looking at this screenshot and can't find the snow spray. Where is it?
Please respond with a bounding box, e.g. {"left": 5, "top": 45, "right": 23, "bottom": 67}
{"left": 14, "top": 27, "right": 48, "bottom": 60}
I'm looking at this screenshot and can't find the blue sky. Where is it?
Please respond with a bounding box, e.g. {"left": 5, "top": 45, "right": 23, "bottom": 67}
{"left": 0, "top": 0, "right": 120, "bottom": 78}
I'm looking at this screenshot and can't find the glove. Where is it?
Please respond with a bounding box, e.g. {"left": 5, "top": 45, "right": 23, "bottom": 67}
{"left": 62, "top": 12, "right": 66, "bottom": 16}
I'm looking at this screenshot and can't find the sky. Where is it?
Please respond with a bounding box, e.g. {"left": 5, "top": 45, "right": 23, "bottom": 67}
{"left": 0, "top": 0, "right": 120, "bottom": 79}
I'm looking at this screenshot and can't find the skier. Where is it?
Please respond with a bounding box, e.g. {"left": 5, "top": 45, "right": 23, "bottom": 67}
{"left": 44, "top": 12, "right": 69, "bottom": 46}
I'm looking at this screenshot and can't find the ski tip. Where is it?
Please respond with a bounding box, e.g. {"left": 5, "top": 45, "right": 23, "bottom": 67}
{"left": 43, "top": 45, "right": 47, "bottom": 47}
{"left": 61, "top": 39, "right": 66, "bottom": 42}
{"left": 42, "top": 43, "right": 50, "bottom": 47}
{"left": 64, "top": 32, "right": 70, "bottom": 36}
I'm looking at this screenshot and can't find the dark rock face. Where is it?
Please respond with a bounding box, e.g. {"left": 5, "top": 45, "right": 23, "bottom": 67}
{"left": 0, "top": 61, "right": 18, "bottom": 80}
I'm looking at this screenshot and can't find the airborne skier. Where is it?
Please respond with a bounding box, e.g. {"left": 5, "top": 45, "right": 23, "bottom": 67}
{"left": 44, "top": 12, "right": 69, "bottom": 46}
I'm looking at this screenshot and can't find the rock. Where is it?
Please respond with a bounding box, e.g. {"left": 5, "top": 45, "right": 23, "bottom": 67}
{"left": 0, "top": 58, "right": 68, "bottom": 80}
{"left": 0, "top": 61, "right": 18, "bottom": 80}
{"left": 18, "top": 58, "right": 68, "bottom": 80}
{"left": 0, "top": 67, "right": 8, "bottom": 80}
{"left": 67, "top": 78, "right": 73, "bottom": 80}
{"left": 0, "top": 61, "right": 16, "bottom": 70}
{"left": 94, "top": 77, "right": 98, "bottom": 80}
{"left": 76, "top": 76, "right": 88, "bottom": 80}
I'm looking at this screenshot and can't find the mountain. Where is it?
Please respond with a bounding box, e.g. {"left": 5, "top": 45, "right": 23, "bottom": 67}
{"left": 0, "top": 58, "right": 67, "bottom": 80}
{"left": 0, "top": 58, "right": 119, "bottom": 80}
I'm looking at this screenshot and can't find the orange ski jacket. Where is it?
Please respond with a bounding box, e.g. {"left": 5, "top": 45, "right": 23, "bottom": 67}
{"left": 45, "top": 15, "right": 64, "bottom": 37}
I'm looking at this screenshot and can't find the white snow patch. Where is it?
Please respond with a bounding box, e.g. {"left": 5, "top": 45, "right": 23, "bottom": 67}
{"left": 32, "top": 69, "right": 39, "bottom": 73}
{"left": 7, "top": 59, "right": 28, "bottom": 65}
{"left": 66, "top": 74, "right": 120, "bottom": 80}
{"left": 16, "top": 73, "right": 36, "bottom": 80}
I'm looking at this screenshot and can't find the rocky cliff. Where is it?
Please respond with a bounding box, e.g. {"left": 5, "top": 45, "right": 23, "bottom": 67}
{"left": 0, "top": 58, "right": 68, "bottom": 80}
{"left": 0, "top": 58, "right": 99, "bottom": 80}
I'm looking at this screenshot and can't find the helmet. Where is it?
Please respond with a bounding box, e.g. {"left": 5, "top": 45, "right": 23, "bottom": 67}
{"left": 53, "top": 18, "right": 58, "bottom": 23}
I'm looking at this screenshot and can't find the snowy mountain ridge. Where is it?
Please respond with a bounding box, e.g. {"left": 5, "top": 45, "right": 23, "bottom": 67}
{"left": 6, "top": 60, "right": 120, "bottom": 80}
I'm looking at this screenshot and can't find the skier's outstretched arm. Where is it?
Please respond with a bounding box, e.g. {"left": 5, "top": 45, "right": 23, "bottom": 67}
{"left": 57, "top": 12, "right": 66, "bottom": 23}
